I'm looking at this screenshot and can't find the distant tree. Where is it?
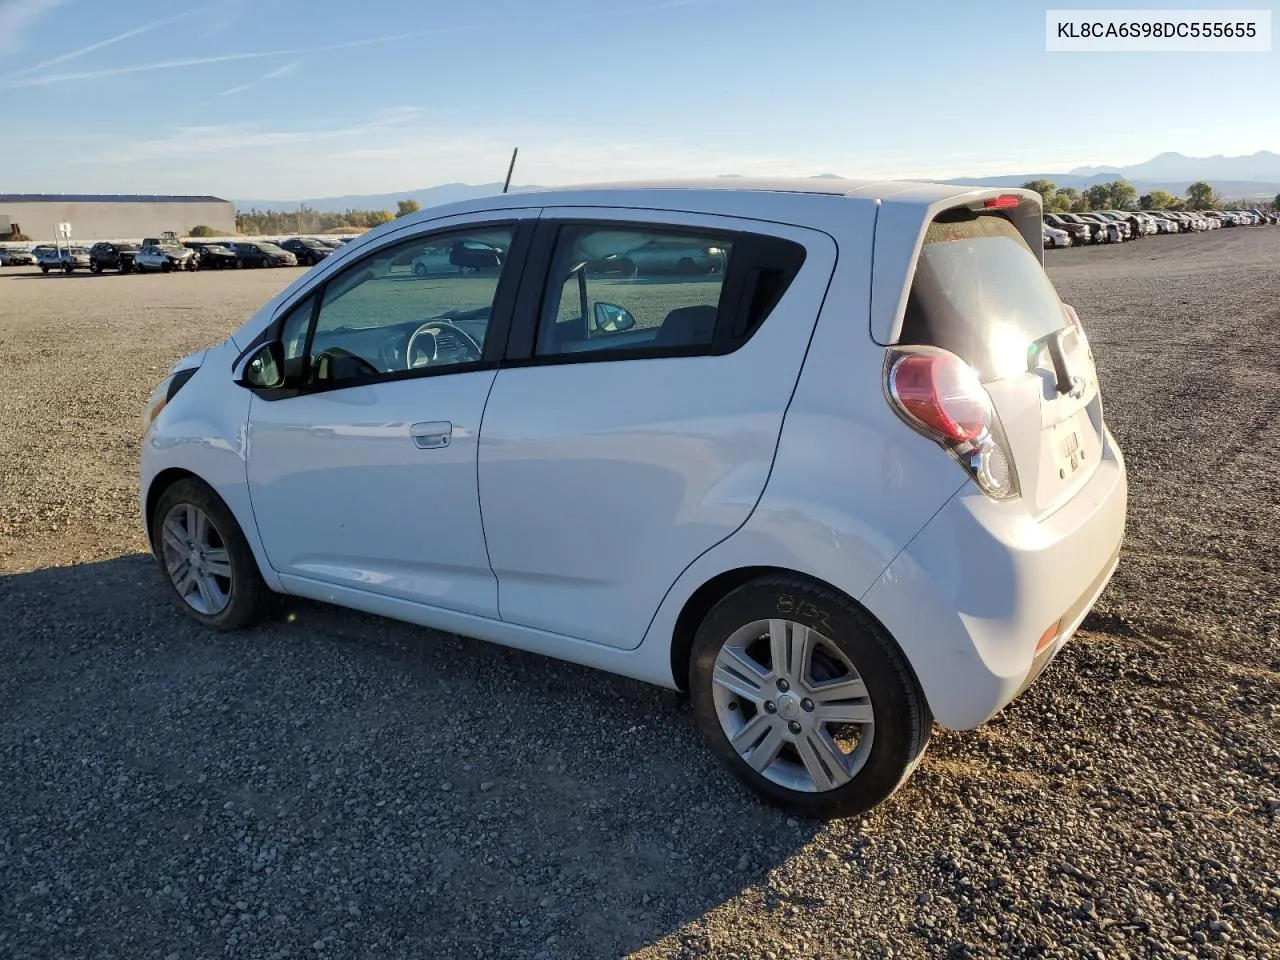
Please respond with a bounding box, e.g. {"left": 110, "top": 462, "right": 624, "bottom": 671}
{"left": 1140, "top": 189, "right": 1178, "bottom": 209}
{"left": 189, "top": 225, "right": 216, "bottom": 237}
{"left": 1021, "top": 179, "right": 1057, "bottom": 205}
{"left": 1050, "top": 187, "right": 1080, "bottom": 212}
{"left": 1084, "top": 184, "right": 1113, "bottom": 210}
{"left": 235, "top": 206, "right": 398, "bottom": 234}
{"left": 1110, "top": 180, "right": 1138, "bottom": 210}
{"left": 1185, "top": 181, "right": 1221, "bottom": 210}
{"left": 395, "top": 199, "right": 421, "bottom": 218}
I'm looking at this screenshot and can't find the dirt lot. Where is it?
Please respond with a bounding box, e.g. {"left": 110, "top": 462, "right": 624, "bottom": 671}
{"left": 1, "top": 231, "right": 1277, "bottom": 960}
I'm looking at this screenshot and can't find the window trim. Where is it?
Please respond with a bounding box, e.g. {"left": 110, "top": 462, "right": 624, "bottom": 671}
{"left": 503, "top": 217, "right": 807, "bottom": 368}
{"left": 236, "top": 218, "right": 533, "bottom": 399}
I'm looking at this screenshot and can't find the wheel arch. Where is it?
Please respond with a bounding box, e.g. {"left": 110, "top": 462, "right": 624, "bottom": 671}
{"left": 144, "top": 467, "right": 198, "bottom": 545}
{"left": 668, "top": 565, "right": 928, "bottom": 710}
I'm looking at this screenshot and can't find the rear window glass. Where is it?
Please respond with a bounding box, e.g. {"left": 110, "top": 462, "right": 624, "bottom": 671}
{"left": 899, "top": 214, "right": 1066, "bottom": 381}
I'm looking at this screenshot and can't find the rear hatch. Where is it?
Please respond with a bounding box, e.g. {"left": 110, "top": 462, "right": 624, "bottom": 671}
{"left": 898, "top": 211, "right": 1105, "bottom": 519}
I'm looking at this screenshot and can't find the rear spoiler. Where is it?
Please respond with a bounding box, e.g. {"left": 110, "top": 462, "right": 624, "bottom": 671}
{"left": 870, "top": 187, "right": 1043, "bottom": 346}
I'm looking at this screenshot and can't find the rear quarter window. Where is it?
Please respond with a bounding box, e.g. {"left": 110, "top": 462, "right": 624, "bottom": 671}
{"left": 899, "top": 214, "right": 1066, "bottom": 381}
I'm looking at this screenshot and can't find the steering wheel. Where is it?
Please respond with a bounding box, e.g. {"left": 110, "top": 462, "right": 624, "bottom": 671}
{"left": 406, "top": 320, "right": 483, "bottom": 369}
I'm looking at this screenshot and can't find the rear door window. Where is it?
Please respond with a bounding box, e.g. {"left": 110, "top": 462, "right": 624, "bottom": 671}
{"left": 899, "top": 214, "right": 1066, "bottom": 381}
{"left": 535, "top": 225, "right": 733, "bottom": 357}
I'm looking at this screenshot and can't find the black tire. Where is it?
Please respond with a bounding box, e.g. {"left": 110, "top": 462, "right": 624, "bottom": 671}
{"left": 619, "top": 257, "right": 637, "bottom": 278}
{"left": 235, "top": 258, "right": 244, "bottom": 269}
{"left": 89, "top": 261, "right": 102, "bottom": 273}
{"left": 161, "top": 260, "right": 172, "bottom": 273}
{"left": 41, "top": 266, "right": 49, "bottom": 274}
{"left": 150, "top": 477, "right": 271, "bottom": 631}
{"left": 677, "top": 256, "right": 697, "bottom": 276}
{"left": 121, "top": 262, "right": 132, "bottom": 274}
{"left": 688, "top": 574, "right": 932, "bottom": 818}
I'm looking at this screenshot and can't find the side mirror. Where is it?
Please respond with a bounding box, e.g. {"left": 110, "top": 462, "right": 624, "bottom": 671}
{"left": 593, "top": 301, "right": 636, "bottom": 333}
{"left": 238, "top": 341, "right": 286, "bottom": 389}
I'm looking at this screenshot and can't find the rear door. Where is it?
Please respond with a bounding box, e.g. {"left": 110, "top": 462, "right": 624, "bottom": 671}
{"left": 898, "top": 211, "right": 1104, "bottom": 518}
{"left": 477, "top": 209, "right": 837, "bottom": 649}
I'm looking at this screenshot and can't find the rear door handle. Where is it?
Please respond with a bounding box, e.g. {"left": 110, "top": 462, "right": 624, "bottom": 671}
{"left": 410, "top": 420, "right": 452, "bottom": 449}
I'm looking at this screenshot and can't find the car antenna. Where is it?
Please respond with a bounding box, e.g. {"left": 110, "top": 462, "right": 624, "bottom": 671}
{"left": 502, "top": 147, "right": 518, "bottom": 194}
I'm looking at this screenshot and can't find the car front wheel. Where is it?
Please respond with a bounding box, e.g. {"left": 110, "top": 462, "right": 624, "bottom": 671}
{"left": 151, "top": 477, "right": 270, "bottom": 630}
{"left": 689, "top": 574, "right": 932, "bottom": 818}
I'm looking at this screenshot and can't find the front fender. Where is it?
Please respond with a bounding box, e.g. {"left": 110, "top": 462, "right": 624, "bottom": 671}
{"left": 139, "top": 338, "right": 281, "bottom": 592}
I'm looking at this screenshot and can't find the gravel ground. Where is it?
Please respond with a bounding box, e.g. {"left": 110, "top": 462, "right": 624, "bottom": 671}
{"left": 1, "top": 231, "right": 1277, "bottom": 960}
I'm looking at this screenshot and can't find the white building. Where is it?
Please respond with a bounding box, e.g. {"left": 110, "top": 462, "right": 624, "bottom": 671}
{"left": 0, "top": 194, "right": 236, "bottom": 241}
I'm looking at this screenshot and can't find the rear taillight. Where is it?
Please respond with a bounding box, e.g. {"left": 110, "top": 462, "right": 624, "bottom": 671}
{"left": 886, "top": 346, "right": 1020, "bottom": 500}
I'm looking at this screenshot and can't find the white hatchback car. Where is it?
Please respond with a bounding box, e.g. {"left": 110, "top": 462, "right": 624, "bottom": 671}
{"left": 139, "top": 179, "right": 1127, "bottom": 816}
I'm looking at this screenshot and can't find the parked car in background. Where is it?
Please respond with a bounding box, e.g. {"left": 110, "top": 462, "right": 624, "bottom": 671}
{"left": 1053, "top": 213, "right": 1104, "bottom": 243}
{"left": 35, "top": 244, "right": 65, "bottom": 272}
{"left": 135, "top": 242, "right": 199, "bottom": 273}
{"left": 138, "top": 179, "right": 1127, "bottom": 817}
{"left": 409, "top": 238, "right": 506, "bottom": 277}
{"left": 1146, "top": 210, "right": 1192, "bottom": 232}
{"left": 278, "top": 238, "right": 333, "bottom": 266}
{"left": 1042, "top": 224, "right": 1072, "bottom": 248}
{"left": 589, "top": 237, "right": 728, "bottom": 277}
{"left": 0, "top": 244, "right": 36, "bottom": 266}
{"left": 89, "top": 241, "right": 139, "bottom": 273}
{"left": 55, "top": 246, "right": 92, "bottom": 273}
{"left": 184, "top": 241, "right": 238, "bottom": 270}
{"left": 231, "top": 241, "right": 297, "bottom": 268}
{"left": 1075, "top": 213, "right": 1124, "bottom": 243}
{"left": 1043, "top": 213, "right": 1095, "bottom": 245}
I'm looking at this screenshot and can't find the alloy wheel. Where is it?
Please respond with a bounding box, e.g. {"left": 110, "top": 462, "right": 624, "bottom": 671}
{"left": 711, "top": 618, "right": 875, "bottom": 792}
{"left": 159, "top": 503, "right": 232, "bottom": 615}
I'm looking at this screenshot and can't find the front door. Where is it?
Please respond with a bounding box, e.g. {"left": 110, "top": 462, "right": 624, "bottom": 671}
{"left": 245, "top": 219, "right": 527, "bottom": 617}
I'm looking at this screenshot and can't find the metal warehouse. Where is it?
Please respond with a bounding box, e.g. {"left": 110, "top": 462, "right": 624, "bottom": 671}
{"left": 0, "top": 194, "right": 236, "bottom": 242}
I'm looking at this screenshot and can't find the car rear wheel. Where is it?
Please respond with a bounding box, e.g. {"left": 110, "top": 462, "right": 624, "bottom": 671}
{"left": 151, "top": 477, "right": 271, "bottom": 631}
{"left": 689, "top": 574, "right": 932, "bottom": 818}
{"left": 90, "top": 262, "right": 101, "bottom": 273}
{"left": 677, "top": 256, "right": 697, "bottom": 276}
{"left": 161, "top": 260, "right": 172, "bottom": 273}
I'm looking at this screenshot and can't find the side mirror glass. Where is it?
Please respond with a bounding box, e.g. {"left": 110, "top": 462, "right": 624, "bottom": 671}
{"left": 593, "top": 301, "right": 636, "bottom": 333}
{"left": 240, "top": 341, "right": 286, "bottom": 389}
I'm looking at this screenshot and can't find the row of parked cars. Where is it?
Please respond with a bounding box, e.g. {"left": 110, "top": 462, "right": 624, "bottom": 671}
{"left": 0, "top": 234, "right": 358, "bottom": 273}
{"left": 1041, "top": 207, "right": 1277, "bottom": 247}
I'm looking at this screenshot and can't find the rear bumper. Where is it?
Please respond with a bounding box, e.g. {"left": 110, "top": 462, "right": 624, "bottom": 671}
{"left": 861, "top": 425, "right": 1128, "bottom": 730}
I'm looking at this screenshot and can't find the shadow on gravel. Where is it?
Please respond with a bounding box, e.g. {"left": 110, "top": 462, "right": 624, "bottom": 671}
{"left": 0, "top": 555, "right": 817, "bottom": 959}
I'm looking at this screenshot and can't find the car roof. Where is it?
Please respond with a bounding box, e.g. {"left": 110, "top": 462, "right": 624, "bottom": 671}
{"left": 390, "top": 176, "right": 1038, "bottom": 223}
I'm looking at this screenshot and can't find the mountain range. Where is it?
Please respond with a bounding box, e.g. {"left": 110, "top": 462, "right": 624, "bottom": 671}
{"left": 233, "top": 152, "right": 1280, "bottom": 212}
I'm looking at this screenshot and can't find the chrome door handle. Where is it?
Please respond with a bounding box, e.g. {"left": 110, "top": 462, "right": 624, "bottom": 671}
{"left": 410, "top": 421, "right": 452, "bottom": 449}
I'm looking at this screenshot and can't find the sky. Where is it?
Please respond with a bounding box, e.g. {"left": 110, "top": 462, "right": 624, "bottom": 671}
{"left": 0, "top": 0, "right": 1276, "bottom": 200}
